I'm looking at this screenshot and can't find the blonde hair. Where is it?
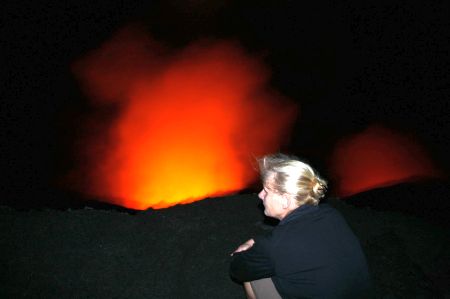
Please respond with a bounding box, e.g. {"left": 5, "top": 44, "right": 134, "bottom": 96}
{"left": 258, "top": 153, "right": 327, "bottom": 206}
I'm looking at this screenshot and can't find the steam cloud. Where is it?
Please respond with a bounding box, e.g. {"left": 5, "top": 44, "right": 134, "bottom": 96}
{"left": 70, "top": 25, "right": 297, "bottom": 209}
{"left": 329, "top": 124, "right": 442, "bottom": 197}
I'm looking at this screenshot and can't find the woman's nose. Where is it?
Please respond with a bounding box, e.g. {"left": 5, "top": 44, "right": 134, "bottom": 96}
{"left": 258, "top": 190, "right": 265, "bottom": 200}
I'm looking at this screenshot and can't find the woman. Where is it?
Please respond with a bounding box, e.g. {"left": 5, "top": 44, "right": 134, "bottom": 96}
{"left": 230, "top": 153, "right": 372, "bottom": 299}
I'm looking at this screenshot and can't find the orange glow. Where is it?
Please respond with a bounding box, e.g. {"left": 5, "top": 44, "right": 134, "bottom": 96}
{"left": 69, "top": 25, "right": 297, "bottom": 210}
{"left": 329, "top": 124, "right": 442, "bottom": 197}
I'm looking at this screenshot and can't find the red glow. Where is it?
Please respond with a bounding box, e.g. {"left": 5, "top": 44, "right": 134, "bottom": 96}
{"left": 70, "top": 25, "right": 297, "bottom": 210}
{"left": 329, "top": 125, "right": 442, "bottom": 197}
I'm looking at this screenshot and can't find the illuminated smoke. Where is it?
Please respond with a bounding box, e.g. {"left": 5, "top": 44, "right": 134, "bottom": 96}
{"left": 329, "top": 124, "right": 442, "bottom": 197}
{"left": 70, "top": 25, "right": 297, "bottom": 210}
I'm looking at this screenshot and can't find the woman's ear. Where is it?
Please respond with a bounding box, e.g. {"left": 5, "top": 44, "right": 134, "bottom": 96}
{"left": 281, "top": 194, "right": 291, "bottom": 209}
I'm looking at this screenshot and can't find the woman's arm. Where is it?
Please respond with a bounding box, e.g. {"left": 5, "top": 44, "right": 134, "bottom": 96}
{"left": 229, "top": 237, "right": 274, "bottom": 282}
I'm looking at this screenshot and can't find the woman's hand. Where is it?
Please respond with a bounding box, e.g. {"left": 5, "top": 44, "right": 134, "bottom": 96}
{"left": 231, "top": 238, "right": 255, "bottom": 256}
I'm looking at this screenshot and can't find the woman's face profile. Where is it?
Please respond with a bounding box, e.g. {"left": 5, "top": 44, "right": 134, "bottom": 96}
{"left": 258, "top": 181, "right": 285, "bottom": 220}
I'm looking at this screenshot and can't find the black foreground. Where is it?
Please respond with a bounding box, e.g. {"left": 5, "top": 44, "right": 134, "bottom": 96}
{"left": 1, "top": 183, "right": 449, "bottom": 298}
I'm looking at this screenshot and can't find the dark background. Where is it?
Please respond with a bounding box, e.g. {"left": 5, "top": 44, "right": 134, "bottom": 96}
{"left": 2, "top": 0, "right": 449, "bottom": 208}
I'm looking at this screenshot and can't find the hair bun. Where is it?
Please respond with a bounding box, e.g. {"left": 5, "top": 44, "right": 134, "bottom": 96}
{"left": 312, "top": 181, "right": 327, "bottom": 199}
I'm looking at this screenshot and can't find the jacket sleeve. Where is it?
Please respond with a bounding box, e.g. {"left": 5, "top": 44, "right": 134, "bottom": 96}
{"left": 229, "top": 235, "right": 275, "bottom": 282}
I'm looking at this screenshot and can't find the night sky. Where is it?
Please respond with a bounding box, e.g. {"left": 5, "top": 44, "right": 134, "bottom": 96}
{"left": 2, "top": 0, "right": 449, "bottom": 208}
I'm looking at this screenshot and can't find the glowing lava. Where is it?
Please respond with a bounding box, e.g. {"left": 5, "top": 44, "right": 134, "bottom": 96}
{"left": 329, "top": 124, "right": 442, "bottom": 197}
{"left": 70, "top": 25, "right": 297, "bottom": 210}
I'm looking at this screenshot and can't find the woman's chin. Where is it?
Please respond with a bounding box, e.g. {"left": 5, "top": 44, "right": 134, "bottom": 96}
{"left": 264, "top": 209, "right": 273, "bottom": 218}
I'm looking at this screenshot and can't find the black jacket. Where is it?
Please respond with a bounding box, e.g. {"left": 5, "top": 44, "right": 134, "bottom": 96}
{"left": 230, "top": 203, "right": 372, "bottom": 298}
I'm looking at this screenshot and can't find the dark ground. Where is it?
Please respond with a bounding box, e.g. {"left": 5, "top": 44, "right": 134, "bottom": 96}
{"left": 1, "top": 181, "right": 449, "bottom": 299}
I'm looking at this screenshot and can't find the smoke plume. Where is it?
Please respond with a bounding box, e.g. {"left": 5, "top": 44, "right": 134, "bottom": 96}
{"left": 70, "top": 25, "right": 297, "bottom": 209}
{"left": 329, "top": 124, "right": 442, "bottom": 197}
